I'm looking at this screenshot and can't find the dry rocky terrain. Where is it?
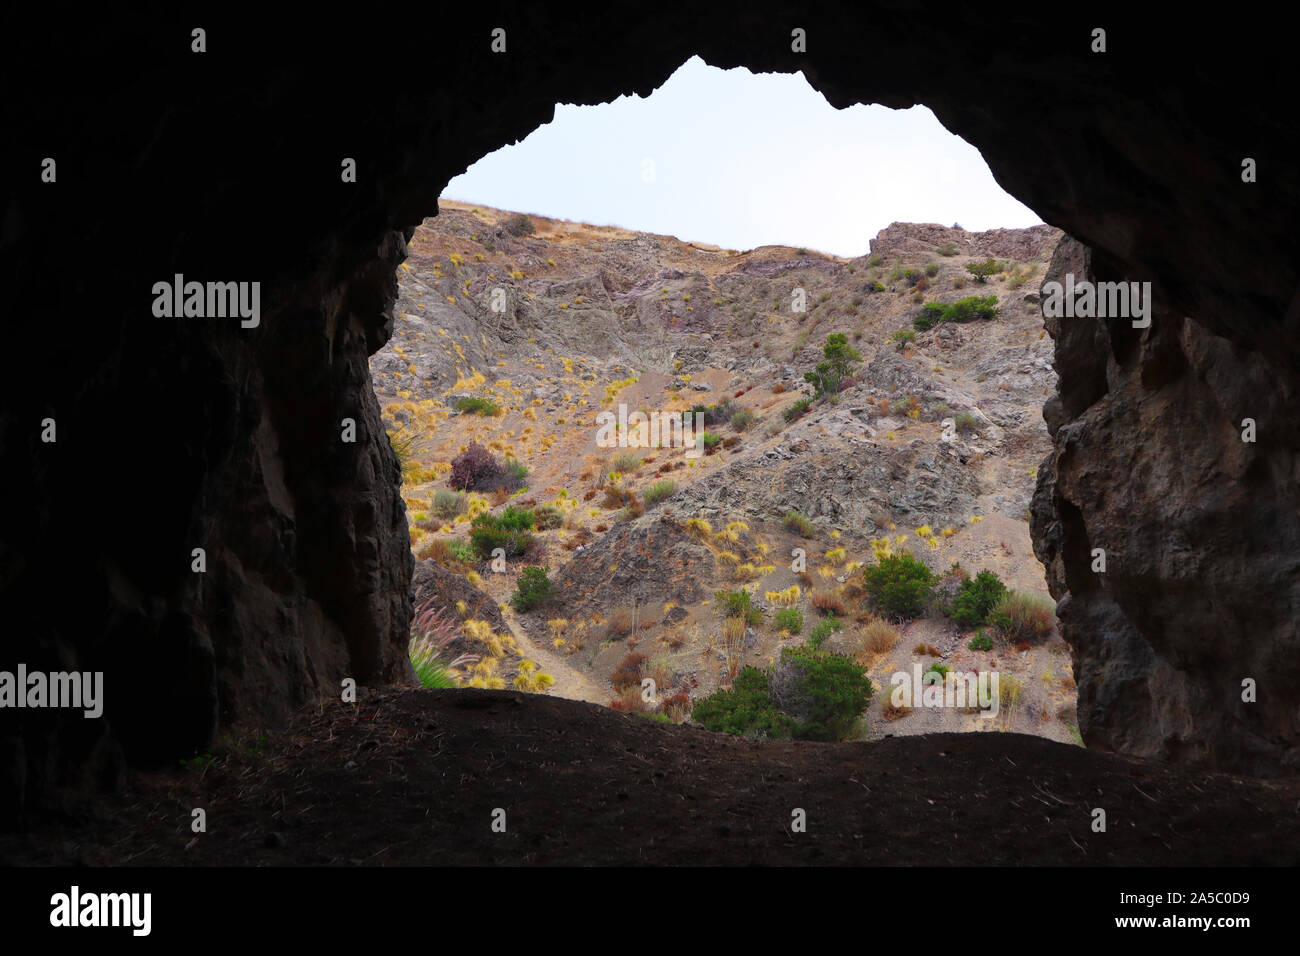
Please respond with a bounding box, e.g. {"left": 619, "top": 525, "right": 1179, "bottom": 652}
{"left": 375, "top": 202, "right": 1075, "bottom": 743}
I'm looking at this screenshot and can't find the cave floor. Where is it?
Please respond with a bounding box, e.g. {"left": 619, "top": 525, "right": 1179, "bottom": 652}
{"left": 6, "top": 688, "right": 1298, "bottom": 866}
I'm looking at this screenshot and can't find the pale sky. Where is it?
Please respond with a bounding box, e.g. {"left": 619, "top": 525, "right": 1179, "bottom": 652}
{"left": 442, "top": 56, "right": 1041, "bottom": 259}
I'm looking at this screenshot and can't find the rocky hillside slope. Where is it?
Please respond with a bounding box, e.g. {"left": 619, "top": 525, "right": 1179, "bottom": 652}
{"left": 373, "top": 203, "right": 1074, "bottom": 743}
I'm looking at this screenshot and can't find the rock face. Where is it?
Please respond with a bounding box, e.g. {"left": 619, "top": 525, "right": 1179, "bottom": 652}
{"left": 2, "top": 6, "right": 1297, "bottom": 818}
{"left": 869, "top": 223, "right": 1061, "bottom": 262}
{"left": 1031, "top": 238, "right": 1300, "bottom": 774}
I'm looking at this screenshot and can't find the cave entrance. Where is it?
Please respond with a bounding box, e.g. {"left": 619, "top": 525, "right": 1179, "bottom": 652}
{"left": 375, "top": 56, "right": 1077, "bottom": 746}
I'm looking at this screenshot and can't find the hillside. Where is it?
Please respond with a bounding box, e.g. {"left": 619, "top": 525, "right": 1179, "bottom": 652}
{"left": 372, "top": 201, "right": 1074, "bottom": 743}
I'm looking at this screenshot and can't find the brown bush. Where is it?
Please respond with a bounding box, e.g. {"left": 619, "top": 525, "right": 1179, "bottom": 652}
{"left": 663, "top": 691, "right": 692, "bottom": 722}
{"left": 602, "top": 486, "right": 636, "bottom": 510}
{"left": 881, "top": 701, "right": 911, "bottom": 722}
{"left": 859, "top": 617, "right": 901, "bottom": 657}
{"left": 611, "top": 652, "right": 648, "bottom": 693}
{"left": 603, "top": 608, "right": 636, "bottom": 641}
{"left": 810, "top": 589, "right": 848, "bottom": 617}
{"left": 608, "top": 688, "right": 652, "bottom": 713}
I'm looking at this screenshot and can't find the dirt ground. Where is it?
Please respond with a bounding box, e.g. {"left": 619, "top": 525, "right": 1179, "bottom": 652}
{"left": 5, "top": 688, "right": 1297, "bottom": 866}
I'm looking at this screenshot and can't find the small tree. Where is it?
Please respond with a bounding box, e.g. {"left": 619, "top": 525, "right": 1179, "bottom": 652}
{"left": 510, "top": 566, "right": 555, "bottom": 612}
{"left": 803, "top": 332, "right": 861, "bottom": 398}
{"left": 863, "top": 552, "right": 937, "bottom": 619}
{"left": 965, "top": 258, "right": 1001, "bottom": 283}
{"left": 691, "top": 667, "right": 795, "bottom": 739}
{"left": 769, "top": 645, "right": 873, "bottom": 741}
{"left": 952, "top": 570, "right": 1008, "bottom": 628}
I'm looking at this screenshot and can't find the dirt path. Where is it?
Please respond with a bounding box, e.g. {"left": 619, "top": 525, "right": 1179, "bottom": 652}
{"left": 501, "top": 609, "right": 608, "bottom": 705}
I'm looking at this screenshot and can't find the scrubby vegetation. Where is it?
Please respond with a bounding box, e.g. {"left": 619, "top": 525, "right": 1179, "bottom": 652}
{"left": 965, "top": 257, "right": 1002, "bottom": 282}
{"left": 449, "top": 442, "right": 528, "bottom": 493}
{"left": 469, "top": 506, "right": 536, "bottom": 558}
{"left": 408, "top": 599, "right": 475, "bottom": 689}
{"left": 989, "top": 591, "right": 1057, "bottom": 642}
{"left": 693, "top": 643, "right": 872, "bottom": 742}
{"left": 952, "top": 570, "right": 1008, "bottom": 628}
{"left": 455, "top": 395, "right": 502, "bottom": 416}
{"left": 510, "top": 566, "right": 555, "bottom": 612}
{"left": 862, "top": 552, "right": 937, "bottom": 619}
{"left": 640, "top": 479, "right": 677, "bottom": 506}
{"left": 774, "top": 607, "right": 803, "bottom": 634}
{"left": 783, "top": 510, "right": 814, "bottom": 537}
{"left": 912, "top": 295, "right": 999, "bottom": 331}
{"left": 802, "top": 333, "right": 861, "bottom": 399}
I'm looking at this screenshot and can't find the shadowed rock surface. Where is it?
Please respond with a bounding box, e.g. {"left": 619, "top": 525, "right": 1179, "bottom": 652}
{"left": 2, "top": 5, "right": 1296, "bottom": 826}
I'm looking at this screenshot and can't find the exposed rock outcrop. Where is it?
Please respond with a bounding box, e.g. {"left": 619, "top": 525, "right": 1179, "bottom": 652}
{"left": 1032, "top": 238, "right": 1300, "bottom": 774}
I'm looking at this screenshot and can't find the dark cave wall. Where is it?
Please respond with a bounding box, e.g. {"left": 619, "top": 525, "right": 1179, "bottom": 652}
{"left": 1031, "top": 238, "right": 1300, "bottom": 774}
{"left": 2, "top": 4, "right": 1297, "bottom": 818}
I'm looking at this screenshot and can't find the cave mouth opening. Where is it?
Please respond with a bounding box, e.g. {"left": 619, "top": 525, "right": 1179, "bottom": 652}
{"left": 372, "top": 57, "right": 1077, "bottom": 747}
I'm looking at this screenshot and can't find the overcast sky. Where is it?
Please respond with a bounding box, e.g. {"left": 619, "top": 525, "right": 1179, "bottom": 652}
{"left": 442, "top": 56, "right": 1040, "bottom": 259}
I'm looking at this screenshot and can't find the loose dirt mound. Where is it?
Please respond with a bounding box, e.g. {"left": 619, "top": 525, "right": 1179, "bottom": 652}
{"left": 5, "top": 689, "right": 1296, "bottom": 866}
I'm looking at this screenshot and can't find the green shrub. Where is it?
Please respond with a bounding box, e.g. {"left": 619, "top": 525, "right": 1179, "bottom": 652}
{"left": 692, "top": 668, "right": 795, "bottom": 739}
{"left": 698, "top": 431, "right": 723, "bottom": 450}
{"left": 502, "top": 458, "right": 530, "bottom": 490}
{"left": 923, "top": 661, "right": 951, "bottom": 685}
{"left": 469, "top": 508, "right": 535, "bottom": 558}
{"left": 769, "top": 645, "right": 873, "bottom": 741}
{"left": 954, "top": 410, "right": 980, "bottom": 434}
{"left": 510, "top": 566, "right": 555, "bottom": 612}
{"left": 965, "top": 258, "right": 1001, "bottom": 282}
{"left": 968, "top": 629, "right": 993, "bottom": 651}
{"left": 889, "top": 329, "right": 916, "bottom": 350}
{"left": 431, "top": 488, "right": 468, "bottom": 520}
{"left": 641, "top": 479, "right": 677, "bottom": 506}
{"left": 988, "top": 591, "right": 1057, "bottom": 643}
{"left": 783, "top": 398, "right": 812, "bottom": 422}
{"left": 802, "top": 332, "right": 861, "bottom": 398}
{"left": 952, "top": 570, "right": 1008, "bottom": 628}
{"left": 774, "top": 607, "right": 803, "bottom": 634}
{"left": 913, "top": 302, "right": 947, "bottom": 331}
{"left": 924, "top": 263, "right": 940, "bottom": 277}
{"left": 495, "top": 506, "right": 536, "bottom": 531}
{"left": 715, "top": 589, "right": 763, "bottom": 625}
{"left": 807, "top": 616, "right": 843, "bottom": 650}
{"left": 456, "top": 396, "right": 502, "bottom": 416}
{"left": 783, "top": 510, "right": 814, "bottom": 537}
{"left": 730, "top": 409, "right": 756, "bottom": 431}
{"left": 612, "top": 451, "right": 642, "bottom": 472}
{"left": 912, "top": 295, "right": 998, "bottom": 332}
{"left": 936, "top": 241, "right": 959, "bottom": 257}
{"left": 944, "top": 294, "right": 998, "bottom": 323}
{"left": 863, "top": 552, "right": 937, "bottom": 619}
{"left": 868, "top": 281, "right": 886, "bottom": 292}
